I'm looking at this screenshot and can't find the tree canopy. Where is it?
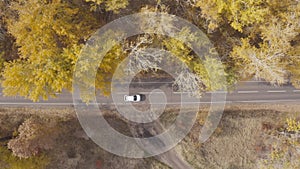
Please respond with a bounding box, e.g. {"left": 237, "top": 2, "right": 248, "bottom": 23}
{"left": 0, "top": 0, "right": 299, "bottom": 101}
{"left": 1, "top": 0, "right": 101, "bottom": 101}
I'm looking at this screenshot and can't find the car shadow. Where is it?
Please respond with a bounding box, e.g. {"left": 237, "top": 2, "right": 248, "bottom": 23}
{"left": 139, "top": 94, "right": 146, "bottom": 101}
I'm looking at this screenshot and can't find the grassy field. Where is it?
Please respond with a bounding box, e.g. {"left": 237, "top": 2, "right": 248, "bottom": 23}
{"left": 0, "top": 104, "right": 299, "bottom": 169}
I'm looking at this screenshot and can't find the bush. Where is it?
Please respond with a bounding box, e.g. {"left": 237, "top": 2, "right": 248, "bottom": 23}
{"left": 8, "top": 116, "right": 60, "bottom": 158}
{"left": 257, "top": 117, "right": 300, "bottom": 169}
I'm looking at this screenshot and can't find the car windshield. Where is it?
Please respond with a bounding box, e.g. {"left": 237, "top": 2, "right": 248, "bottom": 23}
{"left": 133, "top": 95, "right": 137, "bottom": 101}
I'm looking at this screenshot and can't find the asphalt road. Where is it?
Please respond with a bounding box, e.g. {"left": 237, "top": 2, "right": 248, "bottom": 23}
{"left": 0, "top": 81, "right": 299, "bottom": 106}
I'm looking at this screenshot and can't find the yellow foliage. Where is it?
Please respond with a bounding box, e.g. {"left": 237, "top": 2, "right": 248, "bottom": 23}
{"left": 85, "top": 0, "right": 128, "bottom": 13}
{"left": 164, "top": 28, "right": 227, "bottom": 91}
{"left": 1, "top": 0, "right": 100, "bottom": 101}
{"left": 1, "top": 0, "right": 300, "bottom": 101}
{"left": 195, "top": 0, "right": 268, "bottom": 32}
{"left": 230, "top": 1, "right": 300, "bottom": 86}
{"left": 286, "top": 118, "right": 300, "bottom": 133}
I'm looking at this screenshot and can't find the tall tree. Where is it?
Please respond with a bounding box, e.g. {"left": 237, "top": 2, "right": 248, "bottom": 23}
{"left": 231, "top": 1, "right": 300, "bottom": 85}
{"left": 2, "top": 0, "right": 100, "bottom": 101}
{"left": 184, "top": 0, "right": 300, "bottom": 87}
{"left": 1, "top": 0, "right": 300, "bottom": 101}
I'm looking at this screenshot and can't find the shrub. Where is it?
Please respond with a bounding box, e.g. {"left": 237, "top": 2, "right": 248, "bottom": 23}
{"left": 257, "top": 117, "right": 300, "bottom": 169}
{"left": 8, "top": 116, "right": 60, "bottom": 158}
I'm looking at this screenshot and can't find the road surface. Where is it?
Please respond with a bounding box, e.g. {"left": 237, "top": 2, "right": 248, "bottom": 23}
{"left": 0, "top": 81, "right": 299, "bottom": 106}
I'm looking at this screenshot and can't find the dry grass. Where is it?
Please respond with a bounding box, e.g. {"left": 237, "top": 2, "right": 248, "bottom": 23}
{"left": 177, "top": 104, "right": 299, "bottom": 169}
{"left": 0, "top": 104, "right": 299, "bottom": 169}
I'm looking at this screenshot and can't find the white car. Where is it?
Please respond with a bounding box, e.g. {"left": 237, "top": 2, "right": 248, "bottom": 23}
{"left": 124, "top": 94, "right": 142, "bottom": 102}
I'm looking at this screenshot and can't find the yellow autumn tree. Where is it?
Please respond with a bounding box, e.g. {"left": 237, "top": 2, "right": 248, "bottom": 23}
{"left": 194, "top": 0, "right": 268, "bottom": 32}
{"left": 1, "top": 0, "right": 300, "bottom": 101}
{"left": 187, "top": 0, "right": 300, "bottom": 87}
{"left": 231, "top": 2, "right": 300, "bottom": 85}
{"left": 2, "top": 0, "right": 100, "bottom": 101}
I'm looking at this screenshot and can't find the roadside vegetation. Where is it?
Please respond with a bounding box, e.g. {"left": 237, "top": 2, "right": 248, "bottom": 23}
{"left": 0, "top": 146, "right": 49, "bottom": 169}
{"left": 0, "top": 106, "right": 299, "bottom": 168}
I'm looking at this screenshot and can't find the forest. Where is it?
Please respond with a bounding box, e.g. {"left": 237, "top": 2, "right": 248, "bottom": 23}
{"left": 0, "top": 0, "right": 299, "bottom": 101}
